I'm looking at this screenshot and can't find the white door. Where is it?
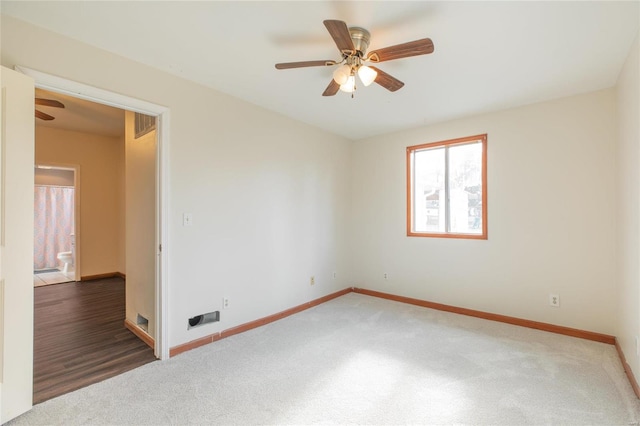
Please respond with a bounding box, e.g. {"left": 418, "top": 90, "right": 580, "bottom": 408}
{"left": 0, "top": 66, "right": 35, "bottom": 423}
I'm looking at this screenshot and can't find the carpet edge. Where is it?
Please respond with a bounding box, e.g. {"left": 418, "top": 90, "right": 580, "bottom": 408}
{"left": 615, "top": 337, "right": 640, "bottom": 399}
{"left": 353, "top": 287, "right": 616, "bottom": 344}
{"left": 169, "top": 287, "right": 352, "bottom": 357}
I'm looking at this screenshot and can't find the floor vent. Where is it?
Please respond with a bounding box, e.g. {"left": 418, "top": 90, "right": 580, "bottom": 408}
{"left": 136, "top": 314, "right": 149, "bottom": 332}
{"left": 188, "top": 311, "right": 220, "bottom": 330}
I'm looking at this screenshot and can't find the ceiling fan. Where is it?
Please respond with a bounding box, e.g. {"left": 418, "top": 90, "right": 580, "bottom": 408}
{"left": 35, "top": 97, "right": 65, "bottom": 121}
{"left": 275, "top": 19, "right": 434, "bottom": 97}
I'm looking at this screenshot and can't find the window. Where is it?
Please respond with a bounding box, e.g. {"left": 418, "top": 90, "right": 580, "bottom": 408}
{"left": 407, "top": 134, "right": 487, "bottom": 239}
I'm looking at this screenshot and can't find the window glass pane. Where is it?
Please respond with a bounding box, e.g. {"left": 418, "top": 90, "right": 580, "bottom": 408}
{"left": 413, "top": 148, "right": 445, "bottom": 233}
{"left": 448, "top": 142, "right": 483, "bottom": 234}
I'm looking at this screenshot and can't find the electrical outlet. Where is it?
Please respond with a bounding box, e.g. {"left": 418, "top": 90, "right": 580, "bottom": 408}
{"left": 223, "top": 297, "right": 229, "bottom": 309}
{"left": 549, "top": 294, "right": 560, "bottom": 307}
{"left": 310, "top": 276, "right": 315, "bottom": 285}
{"left": 384, "top": 273, "right": 388, "bottom": 280}
{"left": 183, "top": 213, "right": 193, "bottom": 226}
{"left": 333, "top": 272, "right": 336, "bottom": 279}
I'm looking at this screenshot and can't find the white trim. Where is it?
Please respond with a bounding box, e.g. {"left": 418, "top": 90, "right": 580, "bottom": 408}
{"left": 1, "top": 87, "right": 6, "bottom": 247}
{"left": 15, "top": 66, "right": 164, "bottom": 116}
{"left": 16, "top": 65, "right": 170, "bottom": 360}
{"left": 156, "top": 110, "right": 170, "bottom": 360}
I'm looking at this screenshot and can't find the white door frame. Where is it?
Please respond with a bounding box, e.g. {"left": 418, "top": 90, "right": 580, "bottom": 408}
{"left": 16, "top": 65, "right": 170, "bottom": 360}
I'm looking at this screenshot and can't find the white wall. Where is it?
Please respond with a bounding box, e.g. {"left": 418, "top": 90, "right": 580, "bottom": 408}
{"left": 125, "top": 111, "right": 156, "bottom": 337}
{"left": 36, "top": 126, "right": 124, "bottom": 277}
{"left": 616, "top": 33, "right": 640, "bottom": 377}
{"left": 0, "top": 15, "right": 353, "bottom": 348}
{"left": 351, "top": 89, "right": 617, "bottom": 335}
{"left": 5, "top": 13, "right": 631, "bottom": 355}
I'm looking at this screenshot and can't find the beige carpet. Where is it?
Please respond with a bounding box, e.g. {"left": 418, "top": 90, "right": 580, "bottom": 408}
{"left": 9, "top": 293, "right": 639, "bottom": 425}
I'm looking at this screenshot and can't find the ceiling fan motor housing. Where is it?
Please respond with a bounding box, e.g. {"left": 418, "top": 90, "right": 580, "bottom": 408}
{"left": 349, "top": 27, "right": 371, "bottom": 56}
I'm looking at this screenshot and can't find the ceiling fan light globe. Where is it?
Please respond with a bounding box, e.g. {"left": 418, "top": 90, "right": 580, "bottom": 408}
{"left": 339, "top": 76, "right": 356, "bottom": 93}
{"left": 333, "top": 64, "right": 351, "bottom": 85}
{"left": 358, "top": 65, "right": 378, "bottom": 87}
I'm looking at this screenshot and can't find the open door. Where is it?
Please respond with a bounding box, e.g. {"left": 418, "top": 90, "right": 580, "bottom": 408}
{"left": 0, "top": 66, "right": 35, "bottom": 422}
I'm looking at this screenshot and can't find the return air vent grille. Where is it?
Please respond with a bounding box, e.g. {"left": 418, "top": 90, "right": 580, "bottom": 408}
{"left": 188, "top": 311, "right": 220, "bottom": 330}
{"left": 135, "top": 112, "right": 156, "bottom": 139}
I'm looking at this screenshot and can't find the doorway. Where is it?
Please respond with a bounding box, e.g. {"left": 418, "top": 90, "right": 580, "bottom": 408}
{"left": 23, "top": 74, "right": 168, "bottom": 410}
{"left": 0, "top": 65, "right": 170, "bottom": 420}
{"left": 33, "top": 165, "right": 79, "bottom": 286}
{"left": 32, "top": 88, "right": 152, "bottom": 403}
{"left": 18, "top": 65, "right": 170, "bottom": 360}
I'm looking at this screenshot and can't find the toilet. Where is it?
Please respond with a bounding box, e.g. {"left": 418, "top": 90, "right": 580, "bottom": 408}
{"left": 57, "top": 251, "right": 73, "bottom": 273}
{"left": 57, "top": 233, "right": 75, "bottom": 274}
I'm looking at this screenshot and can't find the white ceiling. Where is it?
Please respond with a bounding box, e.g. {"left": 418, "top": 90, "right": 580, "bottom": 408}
{"left": 4, "top": 1, "right": 639, "bottom": 140}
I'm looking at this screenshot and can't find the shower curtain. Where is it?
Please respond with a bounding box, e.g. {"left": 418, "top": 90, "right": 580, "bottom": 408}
{"left": 34, "top": 185, "right": 74, "bottom": 270}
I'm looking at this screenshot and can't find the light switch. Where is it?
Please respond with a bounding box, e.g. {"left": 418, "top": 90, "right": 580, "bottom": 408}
{"left": 183, "top": 213, "right": 193, "bottom": 226}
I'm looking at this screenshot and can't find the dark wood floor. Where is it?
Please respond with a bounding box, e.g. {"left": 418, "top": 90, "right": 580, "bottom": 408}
{"left": 34, "top": 277, "right": 157, "bottom": 404}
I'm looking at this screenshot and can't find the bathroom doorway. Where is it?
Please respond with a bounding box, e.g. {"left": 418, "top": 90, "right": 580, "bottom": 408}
{"left": 33, "top": 165, "right": 80, "bottom": 286}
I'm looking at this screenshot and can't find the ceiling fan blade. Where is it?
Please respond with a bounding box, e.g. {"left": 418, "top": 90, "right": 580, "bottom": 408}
{"left": 323, "top": 20, "right": 355, "bottom": 54}
{"left": 322, "top": 79, "right": 340, "bottom": 97}
{"left": 35, "top": 109, "right": 55, "bottom": 121}
{"left": 275, "top": 60, "right": 336, "bottom": 70}
{"left": 367, "top": 38, "right": 434, "bottom": 63}
{"left": 35, "top": 98, "right": 65, "bottom": 108}
{"left": 369, "top": 66, "right": 405, "bottom": 92}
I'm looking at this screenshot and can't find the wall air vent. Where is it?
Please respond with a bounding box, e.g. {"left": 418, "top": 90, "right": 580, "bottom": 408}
{"left": 135, "top": 112, "right": 156, "bottom": 139}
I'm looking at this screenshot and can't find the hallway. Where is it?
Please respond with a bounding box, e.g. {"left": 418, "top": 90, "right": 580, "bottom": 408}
{"left": 34, "top": 277, "right": 156, "bottom": 404}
